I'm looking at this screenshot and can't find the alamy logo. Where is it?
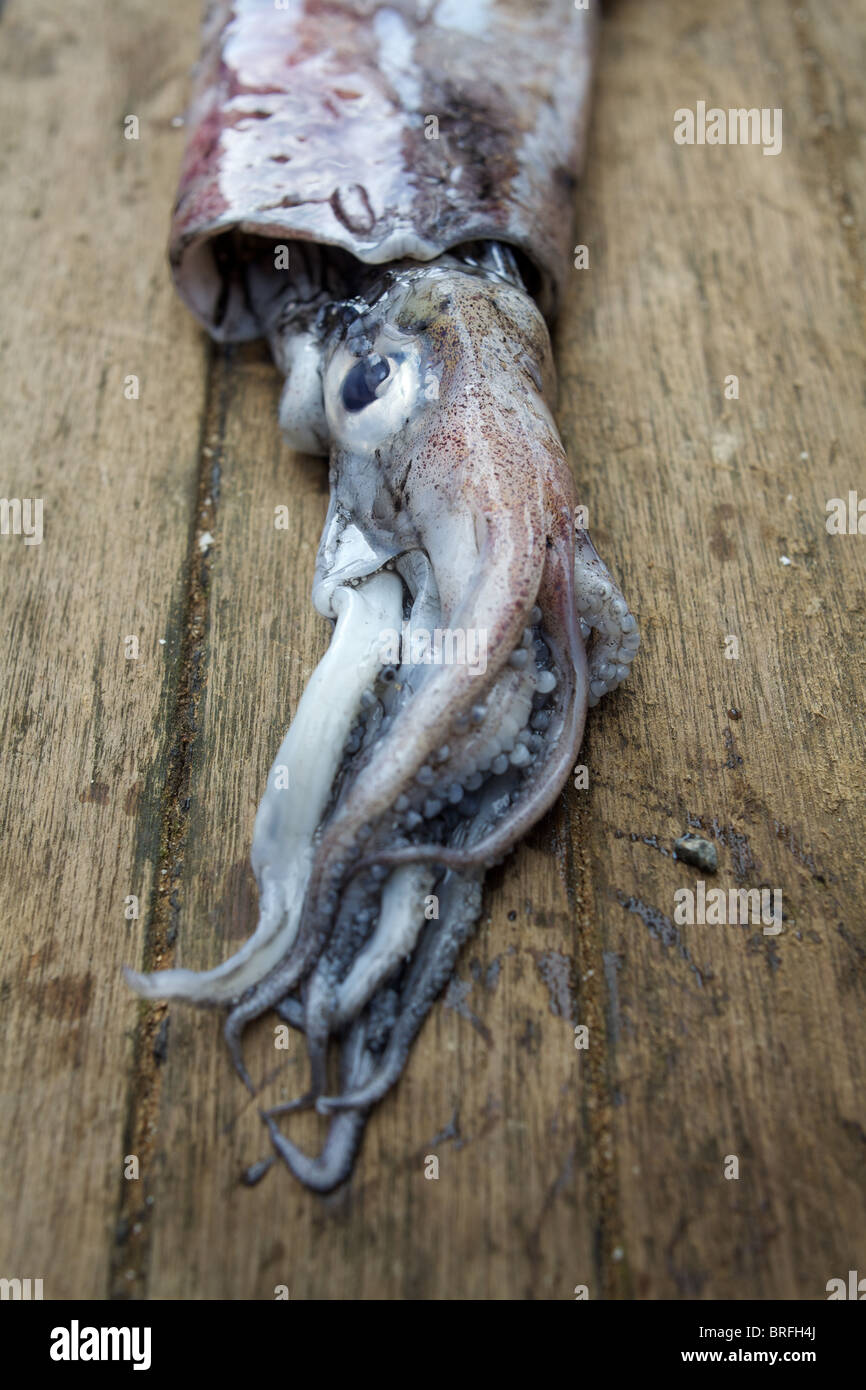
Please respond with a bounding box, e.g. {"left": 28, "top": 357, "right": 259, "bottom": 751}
{"left": 0, "top": 497, "right": 43, "bottom": 545}
{"left": 826, "top": 1270, "right": 866, "bottom": 1299}
{"left": 378, "top": 624, "right": 488, "bottom": 675}
{"left": 826, "top": 492, "right": 866, "bottom": 534}
{"left": 674, "top": 103, "right": 783, "bottom": 156}
{"left": 50, "top": 1320, "right": 152, "bottom": 1371}
{"left": 674, "top": 880, "right": 782, "bottom": 934}
{"left": 0, "top": 1276, "right": 43, "bottom": 1299}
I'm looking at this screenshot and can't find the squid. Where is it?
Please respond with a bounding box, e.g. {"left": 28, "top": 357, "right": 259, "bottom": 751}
{"left": 125, "top": 0, "right": 639, "bottom": 1191}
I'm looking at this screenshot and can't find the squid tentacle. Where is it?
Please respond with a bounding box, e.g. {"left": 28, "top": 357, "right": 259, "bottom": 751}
{"left": 574, "top": 529, "right": 641, "bottom": 704}
{"left": 262, "top": 1018, "right": 375, "bottom": 1193}
{"left": 317, "top": 872, "right": 483, "bottom": 1115}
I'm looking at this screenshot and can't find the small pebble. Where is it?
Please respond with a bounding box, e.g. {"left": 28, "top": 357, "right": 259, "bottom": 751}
{"left": 673, "top": 832, "right": 718, "bottom": 874}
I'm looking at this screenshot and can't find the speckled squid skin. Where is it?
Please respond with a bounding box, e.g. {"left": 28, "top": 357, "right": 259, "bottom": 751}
{"left": 170, "top": 0, "right": 597, "bottom": 337}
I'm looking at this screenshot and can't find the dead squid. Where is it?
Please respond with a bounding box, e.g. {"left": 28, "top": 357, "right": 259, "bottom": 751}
{"left": 125, "top": 0, "right": 639, "bottom": 1192}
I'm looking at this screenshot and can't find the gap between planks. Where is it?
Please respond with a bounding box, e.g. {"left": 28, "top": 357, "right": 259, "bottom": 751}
{"left": 109, "top": 345, "right": 230, "bottom": 1300}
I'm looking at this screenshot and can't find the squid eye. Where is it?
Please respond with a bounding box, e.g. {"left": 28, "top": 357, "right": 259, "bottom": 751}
{"left": 341, "top": 354, "right": 391, "bottom": 412}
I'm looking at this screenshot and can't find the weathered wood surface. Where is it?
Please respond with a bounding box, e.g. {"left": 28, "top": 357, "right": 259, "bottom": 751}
{"left": 1, "top": 0, "right": 864, "bottom": 1300}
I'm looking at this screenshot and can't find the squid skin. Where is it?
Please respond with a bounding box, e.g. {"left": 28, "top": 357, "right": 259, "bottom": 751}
{"left": 124, "top": 1, "right": 641, "bottom": 1193}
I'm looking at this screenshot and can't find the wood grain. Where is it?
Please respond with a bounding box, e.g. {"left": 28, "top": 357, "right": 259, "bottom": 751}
{"left": 557, "top": 0, "right": 866, "bottom": 1299}
{"left": 1, "top": 0, "right": 864, "bottom": 1301}
{"left": 0, "top": 0, "right": 206, "bottom": 1298}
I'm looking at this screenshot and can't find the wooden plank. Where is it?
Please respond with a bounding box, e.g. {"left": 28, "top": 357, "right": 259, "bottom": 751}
{"left": 0, "top": 0, "right": 206, "bottom": 1298}
{"left": 555, "top": 0, "right": 866, "bottom": 1298}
